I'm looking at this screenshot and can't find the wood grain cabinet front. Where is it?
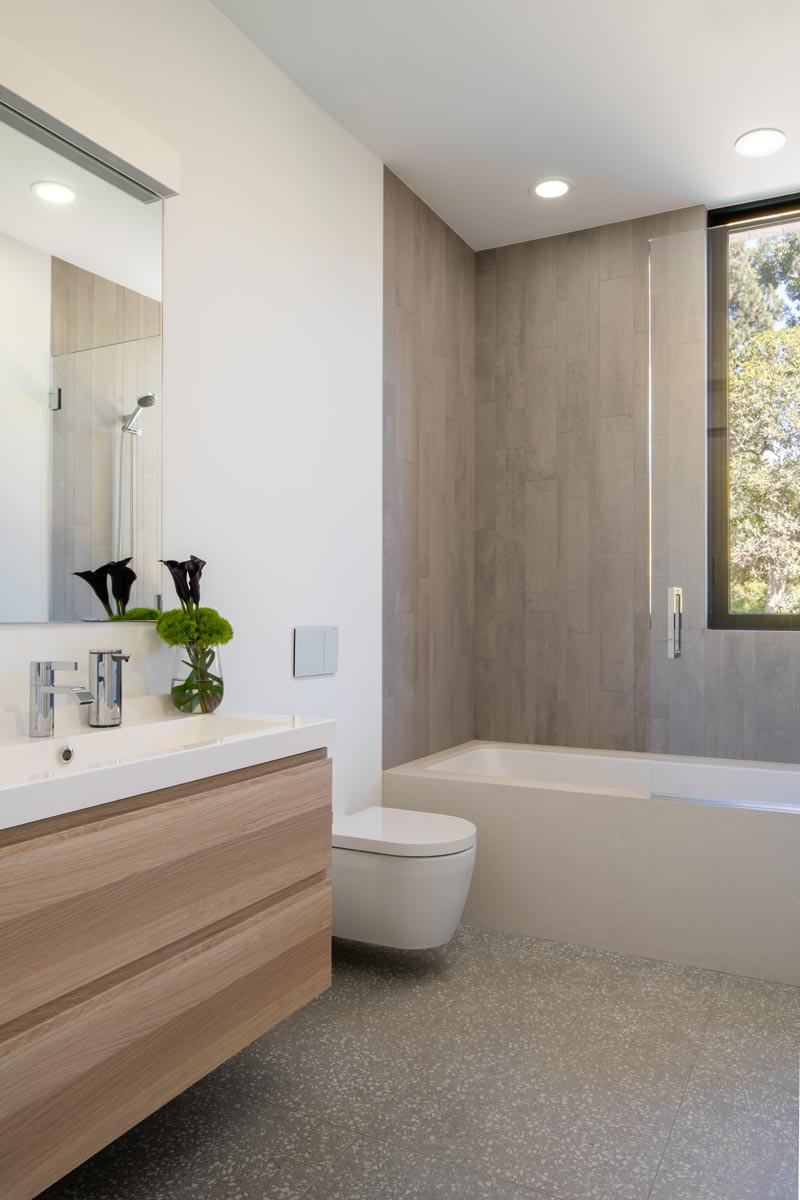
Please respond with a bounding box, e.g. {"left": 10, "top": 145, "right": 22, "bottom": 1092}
{"left": 0, "top": 750, "right": 332, "bottom": 1023}
{"left": 0, "top": 748, "right": 333, "bottom": 1200}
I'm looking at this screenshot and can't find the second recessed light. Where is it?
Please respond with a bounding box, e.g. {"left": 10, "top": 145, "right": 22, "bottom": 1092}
{"left": 531, "top": 179, "right": 571, "bottom": 199}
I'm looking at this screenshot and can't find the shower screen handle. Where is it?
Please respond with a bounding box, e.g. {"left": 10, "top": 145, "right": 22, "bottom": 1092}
{"left": 667, "top": 587, "right": 683, "bottom": 660}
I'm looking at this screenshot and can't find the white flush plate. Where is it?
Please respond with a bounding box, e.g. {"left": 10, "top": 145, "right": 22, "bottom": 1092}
{"left": 294, "top": 626, "right": 338, "bottom": 677}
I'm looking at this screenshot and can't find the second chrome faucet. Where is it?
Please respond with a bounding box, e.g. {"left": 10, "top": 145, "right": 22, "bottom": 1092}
{"left": 89, "top": 650, "right": 131, "bottom": 728}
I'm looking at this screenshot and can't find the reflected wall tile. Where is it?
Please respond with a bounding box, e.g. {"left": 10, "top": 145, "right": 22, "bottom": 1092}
{"left": 90, "top": 344, "right": 117, "bottom": 427}
{"left": 144, "top": 298, "right": 162, "bottom": 338}
{"left": 90, "top": 424, "right": 113, "bottom": 548}
{"left": 92, "top": 274, "right": 117, "bottom": 349}
{"left": 69, "top": 267, "right": 93, "bottom": 353}
{"left": 50, "top": 258, "right": 69, "bottom": 356}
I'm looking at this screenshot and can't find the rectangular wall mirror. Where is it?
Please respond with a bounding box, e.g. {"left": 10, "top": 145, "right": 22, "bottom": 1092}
{"left": 0, "top": 103, "right": 163, "bottom": 622}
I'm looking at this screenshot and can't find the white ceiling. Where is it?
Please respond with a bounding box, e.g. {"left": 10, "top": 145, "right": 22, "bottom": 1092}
{"left": 0, "top": 120, "right": 162, "bottom": 298}
{"left": 213, "top": 0, "right": 800, "bottom": 250}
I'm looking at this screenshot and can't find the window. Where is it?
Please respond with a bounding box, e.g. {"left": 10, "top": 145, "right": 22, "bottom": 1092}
{"left": 708, "top": 195, "right": 800, "bottom": 629}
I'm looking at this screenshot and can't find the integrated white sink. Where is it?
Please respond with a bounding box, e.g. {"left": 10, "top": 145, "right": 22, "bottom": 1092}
{"left": 0, "top": 696, "right": 335, "bottom": 832}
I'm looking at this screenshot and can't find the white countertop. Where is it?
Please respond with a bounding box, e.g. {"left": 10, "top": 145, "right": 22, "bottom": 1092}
{"left": 0, "top": 695, "right": 335, "bottom": 833}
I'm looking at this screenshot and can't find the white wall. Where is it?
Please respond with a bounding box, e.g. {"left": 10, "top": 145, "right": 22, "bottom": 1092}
{"left": 0, "top": 232, "right": 51, "bottom": 621}
{"left": 0, "top": 2, "right": 384, "bottom": 812}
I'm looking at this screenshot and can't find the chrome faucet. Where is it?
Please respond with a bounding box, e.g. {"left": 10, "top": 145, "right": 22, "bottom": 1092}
{"left": 89, "top": 649, "right": 131, "bottom": 728}
{"left": 29, "top": 661, "right": 94, "bottom": 738}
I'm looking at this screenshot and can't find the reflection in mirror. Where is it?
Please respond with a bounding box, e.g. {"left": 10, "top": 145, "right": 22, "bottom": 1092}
{"left": 0, "top": 113, "right": 162, "bottom": 622}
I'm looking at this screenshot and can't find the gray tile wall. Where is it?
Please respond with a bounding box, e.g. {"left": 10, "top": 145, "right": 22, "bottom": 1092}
{"left": 383, "top": 170, "right": 476, "bottom": 769}
{"left": 474, "top": 207, "right": 706, "bottom": 751}
{"left": 386, "top": 191, "right": 800, "bottom": 766}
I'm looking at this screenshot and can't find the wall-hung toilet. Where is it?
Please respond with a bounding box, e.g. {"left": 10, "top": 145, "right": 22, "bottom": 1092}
{"left": 331, "top": 805, "right": 476, "bottom": 949}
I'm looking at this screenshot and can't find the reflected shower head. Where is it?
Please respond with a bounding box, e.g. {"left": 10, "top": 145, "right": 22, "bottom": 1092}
{"left": 121, "top": 393, "right": 158, "bottom": 435}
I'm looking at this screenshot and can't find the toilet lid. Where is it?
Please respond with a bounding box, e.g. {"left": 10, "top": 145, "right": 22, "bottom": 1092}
{"left": 332, "top": 805, "right": 476, "bottom": 857}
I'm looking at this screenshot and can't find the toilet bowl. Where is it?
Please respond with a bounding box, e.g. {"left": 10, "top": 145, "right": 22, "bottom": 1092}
{"left": 331, "top": 805, "right": 476, "bottom": 949}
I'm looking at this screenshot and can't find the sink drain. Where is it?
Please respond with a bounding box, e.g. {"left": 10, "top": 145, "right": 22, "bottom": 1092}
{"left": 58, "top": 745, "right": 75, "bottom": 764}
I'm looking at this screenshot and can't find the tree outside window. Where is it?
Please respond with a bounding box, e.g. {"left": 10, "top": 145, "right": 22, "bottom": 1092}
{"left": 709, "top": 208, "right": 800, "bottom": 626}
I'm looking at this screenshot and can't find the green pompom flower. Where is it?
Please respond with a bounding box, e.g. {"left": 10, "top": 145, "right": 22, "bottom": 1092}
{"left": 196, "top": 607, "right": 234, "bottom": 646}
{"left": 157, "top": 606, "right": 233, "bottom": 648}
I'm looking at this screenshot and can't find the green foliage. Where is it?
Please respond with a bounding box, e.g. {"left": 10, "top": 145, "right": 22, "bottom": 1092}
{"left": 110, "top": 607, "right": 160, "bottom": 622}
{"left": 728, "top": 326, "right": 800, "bottom": 613}
{"left": 157, "top": 606, "right": 233, "bottom": 648}
{"left": 747, "top": 232, "right": 800, "bottom": 326}
{"left": 728, "top": 242, "right": 776, "bottom": 348}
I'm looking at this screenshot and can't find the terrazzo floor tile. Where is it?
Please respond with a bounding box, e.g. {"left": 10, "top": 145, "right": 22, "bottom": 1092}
{"left": 35, "top": 926, "right": 800, "bottom": 1200}
{"left": 303, "top": 1140, "right": 550, "bottom": 1199}
{"left": 38, "top": 1087, "right": 355, "bottom": 1200}
{"left": 696, "top": 974, "right": 800, "bottom": 1090}
{"left": 648, "top": 1065, "right": 799, "bottom": 1200}
{"left": 426, "top": 1096, "right": 674, "bottom": 1200}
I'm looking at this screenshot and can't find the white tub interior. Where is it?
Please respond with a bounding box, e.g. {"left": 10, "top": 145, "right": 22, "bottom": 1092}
{"left": 426, "top": 743, "right": 800, "bottom": 813}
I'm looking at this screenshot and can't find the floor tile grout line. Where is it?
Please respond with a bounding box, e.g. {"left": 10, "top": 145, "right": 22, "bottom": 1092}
{"left": 643, "top": 1007, "right": 715, "bottom": 1200}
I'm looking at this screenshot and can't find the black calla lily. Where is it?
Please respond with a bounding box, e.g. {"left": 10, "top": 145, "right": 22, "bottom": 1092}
{"left": 160, "top": 559, "right": 192, "bottom": 606}
{"left": 74, "top": 566, "right": 113, "bottom": 618}
{"left": 186, "top": 556, "right": 206, "bottom": 605}
{"left": 107, "top": 558, "right": 137, "bottom": 615}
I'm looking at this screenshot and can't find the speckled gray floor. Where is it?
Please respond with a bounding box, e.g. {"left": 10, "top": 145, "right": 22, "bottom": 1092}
{"left": 39, "top": 927, "right": 799, "bottom": 1200}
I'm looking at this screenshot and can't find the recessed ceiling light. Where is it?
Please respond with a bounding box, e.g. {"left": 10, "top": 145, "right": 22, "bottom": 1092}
{"left": 30, "top": 180, "right": 76, "bottom": 204}
{"left": 531, "top": 178, "right": 571, "bottom": 199}
{"left": 734, "top": 128, "right": 786, "bottom": 158}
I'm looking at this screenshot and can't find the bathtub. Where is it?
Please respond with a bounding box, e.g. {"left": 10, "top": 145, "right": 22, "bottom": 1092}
{"left": 383, "top": 740, "right": 800, "bottom": 985}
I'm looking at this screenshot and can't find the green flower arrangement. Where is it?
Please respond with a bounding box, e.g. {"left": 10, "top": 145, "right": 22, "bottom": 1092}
{"left": 111, "top": 607, "right": 161, "bottom": 622}
{"left": 158, "top": 556, "right": 233, "bottom": 714}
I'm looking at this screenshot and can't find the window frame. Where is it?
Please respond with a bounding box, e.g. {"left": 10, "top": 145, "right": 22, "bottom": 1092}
{"left": 707, "top": 193, "right": 800, "bottom": 631}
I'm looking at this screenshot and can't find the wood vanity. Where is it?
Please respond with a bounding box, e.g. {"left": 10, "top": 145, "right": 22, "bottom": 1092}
{"left": 0, "top": 747, "right": 332, "bottom": 1200}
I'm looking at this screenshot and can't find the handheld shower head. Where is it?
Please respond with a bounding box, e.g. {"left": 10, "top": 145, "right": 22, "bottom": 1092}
{"left": 121, "top": 393, "right": 158, "bottom": 435}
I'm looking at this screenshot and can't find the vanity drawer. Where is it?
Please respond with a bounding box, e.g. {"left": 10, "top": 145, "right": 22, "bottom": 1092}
{"left": 0, "top": 751, "right": 332, "bottom": 1023}
{"left": 0, "top": 876, "right": 331, "bottom": 1200}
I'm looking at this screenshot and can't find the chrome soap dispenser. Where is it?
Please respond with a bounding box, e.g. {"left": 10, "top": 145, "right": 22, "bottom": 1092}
{"left": 89, "top": 649, "right": 131, "bottom": 728}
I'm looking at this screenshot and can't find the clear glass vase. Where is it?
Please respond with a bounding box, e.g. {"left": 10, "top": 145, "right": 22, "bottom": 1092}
{"left": 170, "top": 644, "right": 224, "bottom": 714}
